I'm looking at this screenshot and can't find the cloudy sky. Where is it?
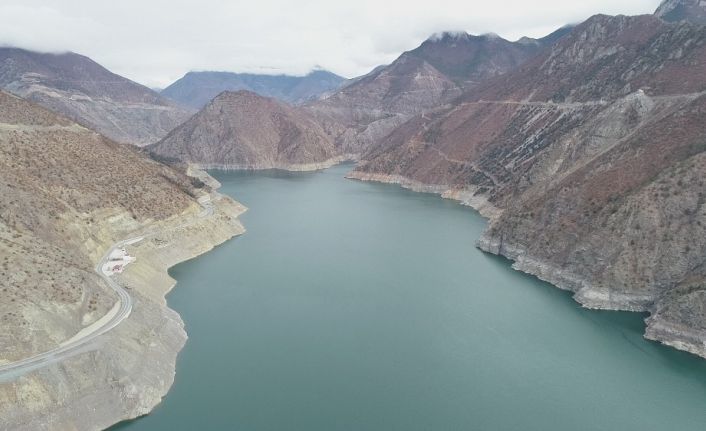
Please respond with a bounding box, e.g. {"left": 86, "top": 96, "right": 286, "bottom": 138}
{"left": 0, "top": 0, "right": 660, "bottom": 88}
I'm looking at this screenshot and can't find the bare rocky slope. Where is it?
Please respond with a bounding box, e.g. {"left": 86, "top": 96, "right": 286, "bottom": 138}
{"left": 656, "top": 0, "right": 706, "bottom": 24}
{"left": 305, "top": 29, "right": 567, "bottom": 154}
{"left": 0, "top": 90, "right": 245, "bottom": 430}
{"left": 0, "top": 47, "right": 192, "bottom": 146}
{"left": 149, "top": 90, "right": 343, "bottom": 170}
{"left": 350, "top": 13, "right": 706, "bottom": 357}
{"left": 161, "top": 69, "right": 345, "bottom": 109}
{"left": 150, "top": 29, "right": 568, "bottom": 170}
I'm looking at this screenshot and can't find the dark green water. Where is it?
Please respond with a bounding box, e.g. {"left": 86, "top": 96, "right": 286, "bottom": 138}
{"left": 114, "top": 164, "right": 706, "bottom": 431}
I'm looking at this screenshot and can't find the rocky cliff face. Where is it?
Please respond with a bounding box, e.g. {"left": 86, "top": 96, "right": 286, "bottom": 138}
{"left": 655, "top": 0, "right": 706, "bottom": 24}
{"left": 162, "top": 69, "right": 345, "bottom": 109}
{"left": 351, "top": 14, "right": 706, "bottom": 357}
{"left": 0, "top": 90, "right": 245, "bottom": 429}
{"left": 0, "top": 48, "right": 192, "bottom": 146}
{"left": 306, "top": 31, "right": 556, "bottom": 154}
{"left": 149, "top": 90, "right": 342, "bottom": 170}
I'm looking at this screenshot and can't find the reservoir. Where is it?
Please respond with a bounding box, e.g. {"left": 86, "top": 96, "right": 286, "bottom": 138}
{"left": 114, "top": 163, "right": 706, "bottom": 431}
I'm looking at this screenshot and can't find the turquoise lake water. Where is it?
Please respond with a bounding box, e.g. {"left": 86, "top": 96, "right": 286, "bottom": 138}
{"left": 113, "top": 164, "right": 706, "bottom": 430}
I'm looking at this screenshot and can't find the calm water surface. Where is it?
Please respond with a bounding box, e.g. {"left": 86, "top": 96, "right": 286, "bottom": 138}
{"left": 114, "top": 164, "right": 706, "bottom": 431}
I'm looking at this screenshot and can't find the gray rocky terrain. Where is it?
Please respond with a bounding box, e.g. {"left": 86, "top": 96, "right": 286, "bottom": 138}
{"left": 655, "top": 0, "right": 706, "bottom": 24}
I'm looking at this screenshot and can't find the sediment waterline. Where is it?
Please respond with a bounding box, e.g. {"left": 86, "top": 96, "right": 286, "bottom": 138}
{"left": 345, "top": 170, "right": 502, "bottom": 220}
{"left": 192, "top": 154, "right": 359, "bottom": 173}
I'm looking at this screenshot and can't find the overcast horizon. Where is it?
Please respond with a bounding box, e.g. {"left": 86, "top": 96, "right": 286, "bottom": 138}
{"left": 1, "top": 0, "right": 661, "bottom": 88}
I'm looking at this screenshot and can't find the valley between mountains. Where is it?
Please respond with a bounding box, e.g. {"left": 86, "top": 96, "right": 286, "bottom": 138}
{"left": 1, "top": 0, "right": 706, "bottom": 430}
{"left": 152, "top": 8, "right": 706, "bottom": 358}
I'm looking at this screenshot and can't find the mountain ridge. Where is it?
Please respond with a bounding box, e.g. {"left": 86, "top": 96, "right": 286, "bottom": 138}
{"left": 150, "top": 90, "right": 342, "bottom": 170}
{"left": 0, "top": 47, "right": 192, "bottom": 145}
{"left": 655, "top": 0, "right": 706, "bottom": 24}
{"left": 161, "top": 69, "right": 345, "bottom": 109}
{"left": 305, "top": 26, "right": 566, "bottom": 154}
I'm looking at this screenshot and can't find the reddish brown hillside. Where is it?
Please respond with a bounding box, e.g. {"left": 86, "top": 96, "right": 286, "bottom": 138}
{"left": 150, "top": 90, "right": 339, "bottom": 170}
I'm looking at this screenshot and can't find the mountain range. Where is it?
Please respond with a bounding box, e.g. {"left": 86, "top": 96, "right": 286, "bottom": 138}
{"left": 305, "top": 29, "right": 566, "bottom": 154}
{"left": 161, "top": 69, "right": 345, "bottom": 109}
{"left": 0, "top": 48, "right": 192, "bottom": 146}
{"left": 152, "top": 27, "right": 570, "bottom": 168}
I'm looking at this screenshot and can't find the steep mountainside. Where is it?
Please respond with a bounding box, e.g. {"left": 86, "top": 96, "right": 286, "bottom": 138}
{"left": 0, "top": 48, "right": 192, "bottom": 145}
{"left": 306, "top": 31, "right": 558, "bottom": 154}
{"left": 655, "top": 0, "right": 706, "bottom": 24}
{"left": 0, "top": 90, "right": 244, "bottom": 429}
{"left": 351, "top": 14, "right": 706, "bottom": 357}
{"left": 149, "top": 90, "right": 341, "bottom": 170}
{"left": 161, "top": 69, "right": 345, "bottom": 109}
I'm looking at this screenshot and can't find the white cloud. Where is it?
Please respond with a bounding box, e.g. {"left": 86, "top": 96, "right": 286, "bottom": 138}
{"left": 0, "top": 0, "right": 660, "bottom": 88}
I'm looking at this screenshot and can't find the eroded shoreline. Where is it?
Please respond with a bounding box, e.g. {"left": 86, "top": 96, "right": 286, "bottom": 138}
{"left": 0, "top": 169, "right": 246, "bottom": 431}
{"left": 192, "top": 154, "right": 359, "bottom": 173}
{"left": 347, "top": 170, "right": 706, "bottom": 360}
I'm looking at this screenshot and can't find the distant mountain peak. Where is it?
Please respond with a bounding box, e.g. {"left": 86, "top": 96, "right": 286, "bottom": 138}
{"left": 517, "top": 36, "right": 541, "bottom": 45}
{"left": 161, "top": 69, "right": 345, "bottom": 109}
{"left": 655, "top": 0, "right": 706, "bottom": 24}
{"left": 481, "top": 32, "right": 503, "bottom": 40}
{"left": 426, "top": 31, "right": 472, "bottom": 42}
{"left": 426, "top": 30, "right": 514, "bottom": 44}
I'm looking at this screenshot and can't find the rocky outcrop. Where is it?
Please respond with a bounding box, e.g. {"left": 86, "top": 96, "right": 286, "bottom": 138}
{"left": 351, "top": 14, "right": 706, "bottom": 357}
{"left": 162, "top": 70, "right": 345, "bottom": 109}
{"left": 149, "top": 90, "right": 342, "bottom": 171}
{"left": 0, "top": 47, "right": 192, "bottom": 146}
{"left": 655, "top": 0, "right": 706, "bottom": 25}
{"left": 0, "top": 91, "right": 246, "bottom": 429}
